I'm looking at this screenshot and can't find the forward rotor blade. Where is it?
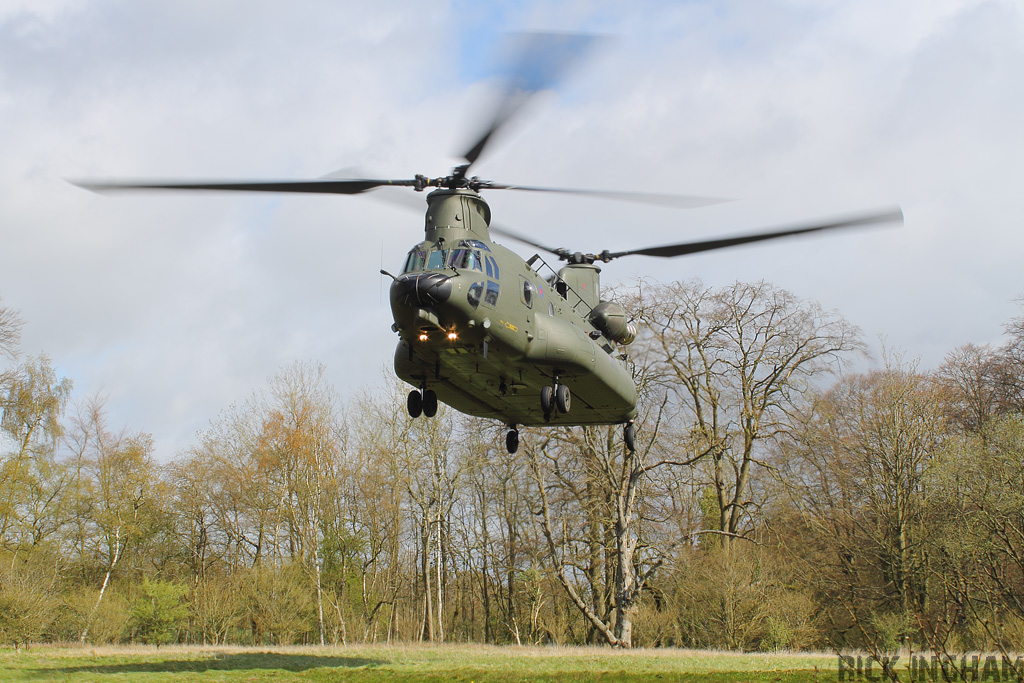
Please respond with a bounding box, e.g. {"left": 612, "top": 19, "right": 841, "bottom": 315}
{"left": 461, "top": 32, "right": 603, "bottom": 171}
{"left": 71, "top": 178, "right": 418, "bottom": 195}
{"left": 487, "top": 183, "right": 728, "bottom": 209}
{"left": 606, "top": 207, "right": 904, "bottom": 260}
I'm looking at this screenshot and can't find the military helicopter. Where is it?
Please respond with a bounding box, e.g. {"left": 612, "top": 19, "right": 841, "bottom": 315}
{"left": 74, "top": 34, "right": 903, "bottom": 455}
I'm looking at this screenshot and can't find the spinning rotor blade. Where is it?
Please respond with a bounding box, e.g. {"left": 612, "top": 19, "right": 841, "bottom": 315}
{"left": 460, "top": 32, "right": 603, "bottom": 173}
{"left": 604, "top": 207, "right": 904, "bottom": 260}
{"left": 486, "top": 183, "right": 727, "bottom": 209}
{"left": 72, "top": 178, "right": 419, "bottom": 195}
{"left": 318, "top": 167, "right": 427, "bottom": 210}
{"left": 488, "top": 223, "right": 564, "bottom": 256}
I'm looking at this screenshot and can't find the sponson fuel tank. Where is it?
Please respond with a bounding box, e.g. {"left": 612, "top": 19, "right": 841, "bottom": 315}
{"left": 589, "top": 301, "right": 637, "bottom": 345}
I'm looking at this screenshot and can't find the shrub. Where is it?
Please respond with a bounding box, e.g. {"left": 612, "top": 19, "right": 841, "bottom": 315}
{"left": 129, "top": 577, "right": 188, "bottom": 645}
{"left": 0, "top": 562, "right": 59, "bottom": 647}
{"left": 242, "top": 565, "right": 315, "bottom": 645}
{"left": 53, "top": 586, "right": 130, "bottom": 644}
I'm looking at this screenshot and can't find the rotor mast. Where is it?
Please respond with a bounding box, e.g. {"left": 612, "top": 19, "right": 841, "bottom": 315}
{"left": 423, "top": 188, "right": 492, "bottom": 244}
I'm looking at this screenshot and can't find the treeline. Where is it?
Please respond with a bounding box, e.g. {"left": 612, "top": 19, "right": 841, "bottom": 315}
{"left": 0, "top": 282, "right": 1022, "bottom": 656}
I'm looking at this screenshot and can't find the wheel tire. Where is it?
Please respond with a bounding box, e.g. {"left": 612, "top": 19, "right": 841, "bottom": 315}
{"left": 506, "top": 429, "right": 519, "bottom": 454}
{"left": 407, "top": 390, "right": 422, "bottom": 418}
{"left": 422, "top": 389, "right": 438, "bottom": 418}
{"left": 624, "top": 422, "right": 636, "bottom": 453}
{"left": 555, "top": 384, "right": 571, "bottom": 414}
{"left": 540, "top": 385, "right": 554, "bottom": 415}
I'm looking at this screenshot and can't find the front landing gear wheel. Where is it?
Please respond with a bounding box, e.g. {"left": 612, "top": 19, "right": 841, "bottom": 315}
{"left": 624, "top": 421, "right": 636, "bottom": 453}
{"left": 506, "top": 427, "right": 520, "bottom": 454}
{"left": 407, "top": 390, "right": 422, "bottom": 418}
{"left": 555, "top": 384, "right": 571, "bottom": 414}
{"left": 422, "top": 389, "right": 438, "bottom": 418}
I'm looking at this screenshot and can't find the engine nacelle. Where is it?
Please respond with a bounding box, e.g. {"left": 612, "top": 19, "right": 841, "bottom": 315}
{"left": 589, "top": 301, "right": 637, "bottom": 345}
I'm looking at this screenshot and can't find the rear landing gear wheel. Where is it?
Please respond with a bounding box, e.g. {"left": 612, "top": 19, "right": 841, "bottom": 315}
{"left": 624, "top": 421, "right": 636, "bottom": 453}
{"left": 422, "top": 389, "right": 438, "bottom": 418}
{"left": 506, "top": 427, "right": 519, "bottom": 454}
{"left": 407, "top": 390, "right": 422, "bottom": 418}
{"left": 555, "top": 384, "right": 571, "bottom": 414}
{"left": 540, "top": 385, "right": 553, "bottom": 417}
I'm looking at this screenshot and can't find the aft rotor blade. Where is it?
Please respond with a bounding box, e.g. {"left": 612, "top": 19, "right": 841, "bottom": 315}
{"left": 606, "top": 207, "right": 904, "bottom": 260}
{"left": 488, "top": 223, "right": 564, "bottom": 256}
{"left": 487, "top": 183, "right": 728, "bottom": 209}
{"left": 461, "top": 32, "right": 603, "bottom": 171}
{"left": 71, "top": 178, "right": 419, "bottom": 195}
{"left": 489, "top": 224, "right": 569, "bottom": 255}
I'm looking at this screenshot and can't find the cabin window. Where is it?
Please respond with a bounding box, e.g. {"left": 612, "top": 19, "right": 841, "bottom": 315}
{"left": 484, "top": 281, "right": 500, "bottom": 306}
{"left": 402, "top": 245, "right": 427, "bottom": 273}
{"left": 520, "top": 278, "right": 534, "bottom": 308}
{"left": 484, "top": 255, "right": 500, "bottom": 279}
{"left": 426, "top": 249, "right": 449, "bottom": 270}
{"left": 467, "top": 282, "right": 484, "bottom": 309}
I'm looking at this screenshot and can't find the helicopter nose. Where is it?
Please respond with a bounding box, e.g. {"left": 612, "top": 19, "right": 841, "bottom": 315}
{"left": 391, "top": 272, "right": 453, "bottom": 307}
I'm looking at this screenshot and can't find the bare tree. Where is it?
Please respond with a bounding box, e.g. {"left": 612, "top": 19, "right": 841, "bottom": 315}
{"left": 527, "top": 413, "right": 703, "bottom": 648}
{"left": 775, "top": 362, "right": 947, "bottom": 664}
{"left": 923, "top": 415, "right": 1024, "bottom": 676}
{"left": 0, "top": 355, "right": 73, "bottom": 555}
{"left": 336, "top": 398, "right": 405, "bottom": 642}
{"left": 995, "top": 298, "right": 1024, "bottom": 412}
{"left": 258, "top": 361, "right": 343, "bottom": 645}
{"left": 454, "top": 422, "right": 538, "bottom": 643}
{"left": 68, "top": 398, "right": 158, "bottom": 643}
{"left": 634, "top": 279, "right": 862, "bottom": 544}
{"left": 0, "top": 298, "right": 22, "bottom": 363}
{"left": 938, "top": 344, "right": 1004, "bottom": 432}
{"left": 351, "top": 380, "right": 461, "bottom": 642}
{"left": 403, "top": 409, "right": 459, "bottom": 642}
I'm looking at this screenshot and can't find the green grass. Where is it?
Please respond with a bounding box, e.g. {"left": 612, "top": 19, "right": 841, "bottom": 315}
{"left": 0, "top": 644, "right": 840, "bottom": 682}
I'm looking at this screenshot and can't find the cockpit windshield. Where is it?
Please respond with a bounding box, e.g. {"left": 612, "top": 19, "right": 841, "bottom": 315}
{"left": 426, "top": 250, "right": 448, "bottom": 270}
{"left": 401, "top": 242, "right": 484, "bottom": 274}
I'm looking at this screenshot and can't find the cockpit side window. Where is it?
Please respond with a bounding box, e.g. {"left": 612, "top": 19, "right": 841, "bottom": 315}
{"left": 402, "top": 245, "right": 427, "bottom": 273}
{"left": 449, "top": 249, "right": 482, "bottom": 271}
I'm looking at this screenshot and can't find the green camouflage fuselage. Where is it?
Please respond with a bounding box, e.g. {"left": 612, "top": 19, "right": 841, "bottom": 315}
{"left": 389, "top": 188, "right": 637, "bottom": 427}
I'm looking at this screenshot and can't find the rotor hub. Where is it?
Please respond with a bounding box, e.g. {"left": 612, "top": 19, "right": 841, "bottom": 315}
{"left": 414, "top": 169, "right": 498, "bottom": 193}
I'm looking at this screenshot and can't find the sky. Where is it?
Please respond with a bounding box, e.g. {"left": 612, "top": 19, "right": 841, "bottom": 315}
{"left": 1, "top": 0, "right": 1022, "bottom": 460}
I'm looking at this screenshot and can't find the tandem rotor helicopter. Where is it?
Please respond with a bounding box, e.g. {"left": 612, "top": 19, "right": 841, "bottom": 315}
{"left": 74, "top": 33, "right": 902, "bottom": 455}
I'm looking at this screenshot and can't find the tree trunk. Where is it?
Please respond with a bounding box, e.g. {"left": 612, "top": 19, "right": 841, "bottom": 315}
{"left": 81, "top": 526, "right": 122, "bottom": 643}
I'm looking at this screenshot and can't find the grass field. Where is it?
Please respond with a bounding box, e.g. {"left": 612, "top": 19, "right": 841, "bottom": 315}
{"left": 0, "top": 644, "right": 841, "bottom": 682}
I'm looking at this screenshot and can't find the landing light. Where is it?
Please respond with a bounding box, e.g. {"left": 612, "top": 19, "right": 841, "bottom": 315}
{"left": 447, "top": 331, "right": 458, "bottom": 341}
{"left": 418, "top": 332, "right": 429, "bottom": 342}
